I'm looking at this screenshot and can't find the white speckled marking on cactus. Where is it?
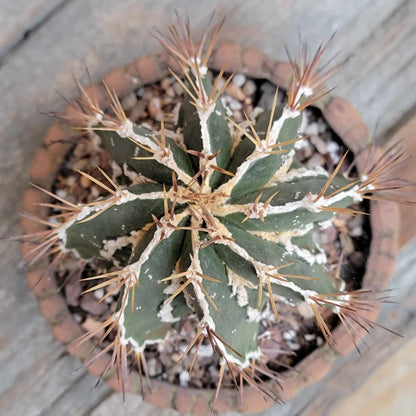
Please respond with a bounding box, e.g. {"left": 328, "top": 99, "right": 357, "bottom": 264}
{"left": 277, "top": 165, "right": 328, "bottom": 183}
{"left": 220, "top": 240, "right": 320, "bottom": 308}
{"left": 246, "top": 306, "right": 262, "bottom": 322}
{"left": 227, "top": 266, "right": 255, "bottom": 307}
{"left": 251, "top": 225, "right": 325, "bottom": 265}
{"left": 268, "top": 106, "right": 300, "bottom": 145}
{"left": 117, "top": 119, "right": 194, "bottom": 185}
{"left": 158, "top": 301, "right": 180, "bottom": 323}
{"left": 100, "top": 229, "right": 144, "bottom": 260}
{"left": 217, "top": 183, "right": 363, "bottom": 221}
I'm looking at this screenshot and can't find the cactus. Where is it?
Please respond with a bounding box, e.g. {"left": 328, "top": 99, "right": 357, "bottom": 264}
{"left": 23, "top": 17, "right": 410, "bottom": 412}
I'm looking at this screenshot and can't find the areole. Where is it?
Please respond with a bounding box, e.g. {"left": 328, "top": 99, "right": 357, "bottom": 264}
{"left": 21, "top": 39, "right": 400, "bottom": 415}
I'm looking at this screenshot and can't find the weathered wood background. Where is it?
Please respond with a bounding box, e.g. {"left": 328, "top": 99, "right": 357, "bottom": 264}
{"left": 0, "top": 1, "right": 415, "bottom": 415}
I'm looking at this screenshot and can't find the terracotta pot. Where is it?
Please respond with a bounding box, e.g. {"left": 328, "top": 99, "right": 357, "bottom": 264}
{"left": 21, "top": 44, "right": 400, "bottom": 415}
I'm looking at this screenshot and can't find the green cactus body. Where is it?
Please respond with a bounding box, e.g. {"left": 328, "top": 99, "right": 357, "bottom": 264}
{"left": 36, "top": 18, "right": 404, "bottom": 408}
{"left": 56, "top": 57, "right": 368, "bottom": 366}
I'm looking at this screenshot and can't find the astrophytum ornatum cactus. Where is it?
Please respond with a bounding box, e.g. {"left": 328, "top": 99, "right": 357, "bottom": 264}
{"left": 25, "top": 18, "right": 409, "bottom": 410}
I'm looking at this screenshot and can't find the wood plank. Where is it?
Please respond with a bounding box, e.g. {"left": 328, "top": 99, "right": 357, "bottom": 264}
{"left": 331, "top": 339, "right": 416, "bottom": 416}
{"left": 42, "top": 373, "right": 112, "bottom": 416}
{"left": 1, "top": 354, "right": 110, "bottom": 416}
{"left": 0, "top": 1, "right": 415, "bottom": 415}
{"left": 0, "top": 234, "right": 111, "bottom": 415}
{"left": 0, "top": 0, "right": 68, "bottom": 64}
{"left": 333, "top": 0, "right": 416, "bottom": 144}
{"left": 0, "top": 225, "right": 63, "bottom": 397}
{"left": 223, "top": 0, "right": 416, "bottom": 141}
{"left": 90, "top": 393, "right": 181, "bottom": 416}
{"left": 0, "top": 249, "right": 109, "bottom": 415}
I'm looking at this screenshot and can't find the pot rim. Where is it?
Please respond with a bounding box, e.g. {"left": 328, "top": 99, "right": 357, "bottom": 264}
{"left": 21, "top": 44, "right": 400, "bottom": 415}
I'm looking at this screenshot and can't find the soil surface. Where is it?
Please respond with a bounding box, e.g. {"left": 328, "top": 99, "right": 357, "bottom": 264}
{"left": 51, "top": 71, "right": 370, "bottom": 389}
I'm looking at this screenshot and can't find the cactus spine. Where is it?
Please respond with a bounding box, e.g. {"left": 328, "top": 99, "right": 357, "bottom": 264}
{"left": 25, "top": 17, "right": 408, "bottom": 410}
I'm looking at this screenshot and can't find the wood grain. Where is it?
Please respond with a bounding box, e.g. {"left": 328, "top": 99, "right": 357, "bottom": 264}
{"left": 331, "top": 339, "right": 416, "bottom": 416}
{"left": 0, "top": 0, "right": 68, "bottom": 64}
{"left": 0, "top": 1, "right": 415, "bottom": 415}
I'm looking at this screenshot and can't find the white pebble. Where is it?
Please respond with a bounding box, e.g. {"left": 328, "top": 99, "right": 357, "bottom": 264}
{"left": 327, "top": 141, "right": 341, "bottom": 163}
{"left": 121, "top": 93, "right": 137, "bottom": 111}
{"left": 243, "top": 79, "right": 256, "bottom": 96}
{"left": 197, "top": 344, "right": 214, "bottom": 358}
{"left": 305, "top": 122, "right": 319, "bottom": 137}
{"left": 297, "top": 301, "right": 315, "bottom": 319}
{"left": 317, "top": 118, "right": 327, "bottom": 133}
{"left": 147, "top": 359, "right": 157, "bottom": 376}
{"left": 93, "top": 288, "right": 104, "bottom": 300}
{"left": 56, "top": 189, "right": 68, "bottom": 198}
{"left": 304, "top": 333, "right": 316, "bottom": 341}
{"left": 350, "top": 226, "right": 363, "bottom": 237}
{"left": 166, "top": 87, "right": 175, "bottom": 97}
{"left": 73, "top": 314, "right": 82, "bottom": 323}
{"left": 160, "top": 77, "right": 172, "bottom": 90}
{"left": 91, "top": 186, "right": 100, "bottom": 198}
{"left": 233, "top": 73, "right": 246, "bottom": 87}
{"left": 136, "top": 87, "right": 145, "bottom": 97}
{"left": 179, "top": 370, "right": 189, "bottom": 387}
{"left": 283, "top": 329, "right": 296, "bottom": 341}
{"left": 287, "top": 341, "right": 300, "bottom": 350}
{"left": 229, "top": 99, "right": 243, "bottom": 111}
{"left": 310, "top": 135, "right": 328, "bottom": 154}
{"left": 173, "top": 82, "right": 184, "bottom": 96}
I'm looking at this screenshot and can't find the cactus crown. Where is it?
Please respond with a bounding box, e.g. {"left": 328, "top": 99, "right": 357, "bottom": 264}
{"left": 24, "top": 16, "right": 408, "bottom": 411}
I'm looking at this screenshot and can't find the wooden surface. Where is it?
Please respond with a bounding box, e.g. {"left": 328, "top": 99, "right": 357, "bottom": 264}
{"left": 0, "top": 1, "right": 415, "bottom": 415}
